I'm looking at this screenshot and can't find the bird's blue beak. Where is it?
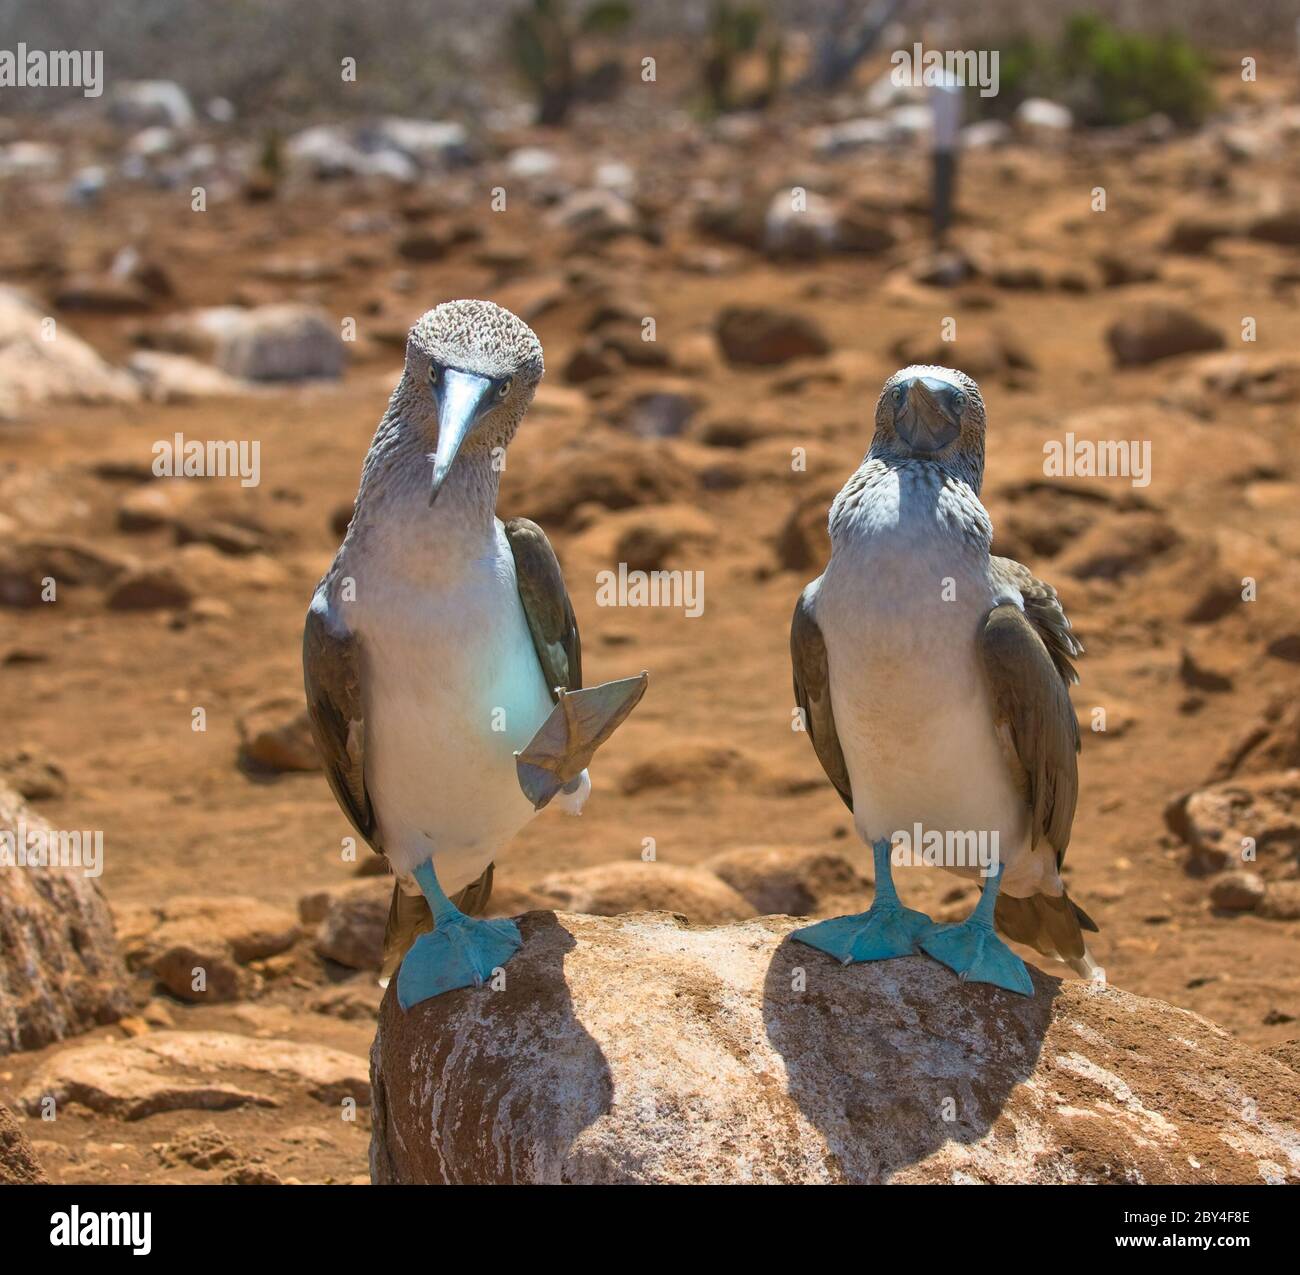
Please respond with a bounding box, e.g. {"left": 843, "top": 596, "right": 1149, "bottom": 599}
{"left": 429, "top": 369, "right": 496, "bottom": 506}
{"left": 895, "top": 376, "right": 964, "bottom": 454}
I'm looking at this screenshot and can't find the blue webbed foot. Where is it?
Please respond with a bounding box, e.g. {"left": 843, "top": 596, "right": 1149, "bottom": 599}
{"left": 919, "top": 917, "right": 1033, "bottom": 996}
{"left": 396, "top": 913, "right": 523, "bottom": 1009}
{"left": 791, "top": 836, "right": 932, "bottom": 965}
{"left": 792, "top": 901, "right": 932, "bottom": 964}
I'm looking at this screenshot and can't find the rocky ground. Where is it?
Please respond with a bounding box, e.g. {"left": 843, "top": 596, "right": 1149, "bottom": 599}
{"left": 3, "top": 62, "right": 1300, "bottom": 1184}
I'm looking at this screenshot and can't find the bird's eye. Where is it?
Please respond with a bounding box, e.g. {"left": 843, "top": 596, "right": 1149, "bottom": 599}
{"left": 892, "top": 386, "right": 904, "bottom": 404}
{"left": 952, "top": 390, "right": 967, "bottom": 411}
{"left": 496, "top": 378, "right": 513, "bottom": 400}
{"left": 428, "top": 363, "right": 441, "bottom": 388}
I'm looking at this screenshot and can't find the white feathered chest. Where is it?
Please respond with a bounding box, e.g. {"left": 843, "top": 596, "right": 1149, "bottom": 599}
{"left": 340, "top": 504, "right": 554, "bottom": 890}
{"left": 813, "top": 461, "right": 1050, "bottom": 894}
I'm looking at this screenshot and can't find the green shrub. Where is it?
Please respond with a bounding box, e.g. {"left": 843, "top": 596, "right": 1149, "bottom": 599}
{"left": 979, "top": 11, "right": 1213, "bottom": 128}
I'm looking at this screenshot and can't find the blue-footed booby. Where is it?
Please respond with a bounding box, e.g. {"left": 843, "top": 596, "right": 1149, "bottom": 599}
{"left": 303, "top": 299, "right": 646, "bottom": 1008}
{"left": 790, "top": 366, "right": 1097, "bottom": 995}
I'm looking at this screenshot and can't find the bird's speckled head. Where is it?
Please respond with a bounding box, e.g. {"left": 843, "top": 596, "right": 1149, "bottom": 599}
{"left": 408, "top": 298, "right": 545, "bottom": 386}
{"left": 391, "top": 300, "right": 545, "bottom": 505}
{"left": 869, "top": 365, "right": 986, "bottom": 490}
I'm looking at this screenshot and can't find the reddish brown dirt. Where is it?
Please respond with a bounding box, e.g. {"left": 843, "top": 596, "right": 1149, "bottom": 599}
{"left": 2, "top": 73, "right": 1299, "bottom": 1182}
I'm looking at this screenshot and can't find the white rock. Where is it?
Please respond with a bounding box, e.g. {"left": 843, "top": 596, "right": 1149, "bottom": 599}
{"left": 108, "top": 80, "right": 195, "bottom": 130}
{"left": 546, "top": 188, "right": 637, "bottom": 237}
{"left": 594, "top": 160, "right": 635, "bottom": 192}
{"left": 1016, "top": 97, "right": 1074, "bottom": 135}
{"left": 506, "top": 146, "right": 560, "bottom": 180}
{"left": 886, "top": 103, "right": 933, "bottom": 143}
{"left": 128, "top": 351, "right": 248, "bottom": 403}
{"left": 812, "top": 117, "right": 891, "bottom": 156}
{"left": 127, "top": 126, "right": 177, "bottom": 158}
{"left": 285, "top": 124, "right": 418, "bottom": 183}
{"left": 0, "top": 141, "right": 61, "bottom": 180}
{"left": 370, "top": 117, "right": 469, "bottom": 167}
{"left": 962, "top": 119, "right": 1012, "bottom": 149}
{"left": 141, "top": 304, "right": 345, "bottom": 382}
{"left": 762, "top": 189, "right": 837, "bottom": 257}
{"left": 285, "top": 125, "right": 367, "bottom": 179}
{"left": 0, "top": 287, "right": 138, "bottom": 419}
{"left": 372, "top": 911, "right": 1300, "bottom": 1184}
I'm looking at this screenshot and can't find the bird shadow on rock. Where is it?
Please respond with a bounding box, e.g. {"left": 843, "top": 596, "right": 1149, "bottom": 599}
{"left": 762, "top": 937, "right": 1059, "bottom": 1182}
{"left": 370, "top": 911, "right": 612, "bottom": 1184}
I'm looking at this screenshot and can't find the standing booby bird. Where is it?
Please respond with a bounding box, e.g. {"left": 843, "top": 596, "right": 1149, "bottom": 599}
{"left": 790, "top": 366, "right": 1097, "bottom": 995}
{"left": 303, "top": 300, "right": 646, "bottom": 1008}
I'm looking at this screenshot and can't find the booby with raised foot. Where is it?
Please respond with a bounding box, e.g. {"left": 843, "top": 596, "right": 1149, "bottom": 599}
{"left": 303, "top": 299, "right": 646, "bottom": 1008}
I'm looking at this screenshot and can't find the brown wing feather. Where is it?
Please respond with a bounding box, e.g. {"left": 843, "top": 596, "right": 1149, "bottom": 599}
{"left": 303, "top": 592, "right": 495, "bottom": 976}
{"left": 791, "top": 583, "right": 852, "bottom": 811}
{"left": 990, "top": 556, "right": 1083, "bottom": 685}
{"left": 505, "top": 517, "right": 581, "bottom": 699}
{"left": 302, "top": 597, "right": 375, "bottom": 850}
{"left": 979, "top": 601, "right": 1079, "bottom": 866}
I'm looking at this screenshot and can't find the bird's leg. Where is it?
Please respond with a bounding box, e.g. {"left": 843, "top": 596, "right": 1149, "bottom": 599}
{"left": 918, "top": 863, "right": 1034, "bottom": 996}
{"left": 791, "top": 837, "right": 933, "bottom": 965}
{"left": 395, "top": 857, "right": 522, "bottom": 1010}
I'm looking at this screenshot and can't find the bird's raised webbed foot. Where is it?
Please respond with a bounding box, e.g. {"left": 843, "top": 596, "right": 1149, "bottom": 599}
{"left": 918, "top": 864, "right": 1033, "bottom": 996}
{"left": 396, "top": 859, "right": 522, "bottom": 1009}
{"left": 515, "top": 673, "right": 649, "bottom": 811}
{"left": 792, "top": 837, "right": 932, "bottom": 964}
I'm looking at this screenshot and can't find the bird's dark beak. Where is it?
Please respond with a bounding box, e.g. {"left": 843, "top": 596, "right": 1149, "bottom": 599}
{"left": 429, "top": 369, "right": 496, "bottom": 506}
{"left": 895, "top": 376, "right": 963, "bottom": 454}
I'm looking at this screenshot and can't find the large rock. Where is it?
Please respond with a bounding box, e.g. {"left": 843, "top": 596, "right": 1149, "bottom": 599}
{"left": 0, "top": 287, "right": 139, "bottom": 419}
{"left": 0, "top": 536, "right": 135, "bottom": 608}
{"left": 892, "top": 327, "right": 1035, "bottom": 379}
{"left": 106, "top": 80, "right": 195, "bottom": 130}
{"left": 1, "top": 1102, "right": 46, "bottom": 1184}
{"left": 237, "top": 697, "right": 321, "bottom": 773}
{"left": 1211, "top": 697, "right": 1300, "bottom": 780}
{"left": 137, "top": 304, "right": 345, "bottom": 382}
{"left": 775, "top": 482, "right": 839, "bottom": 572}
{"left": 313, "top": 879, "right": 393, "bottom": 972}
{"left": 531, "top": 863, "right": 755, "bottom": 923}
{"left": 117, "top": 895, "right": 299, "bottom": 1003}
{"left": 0, "top": 786, "right": 131, "bottom": 1054}
{"left": 1166, "top": 769, "right": 1300, "bottom": 881}
{"left": 21, "top": 1031, "right": 369, "bottom": 1120}
{"left": 502, "top": 437, "right": 693, "bottom": 528}
{"left": 370, "top": 912, "right": 1300, "bottom": 1184}
{"left": 128, "top": 350, "right": 248, "bottom": 403}
{"left": 702, "top": 845, "right": 870, "bottom": 916}
{"left": 1107, "top": 306, "right": 1225, "bottom": 367}
{"left": 715, "top": 306, "right": 831, "bottom": 367}
{"left": 569, "top": 504, "right": 716, "bottom": 572}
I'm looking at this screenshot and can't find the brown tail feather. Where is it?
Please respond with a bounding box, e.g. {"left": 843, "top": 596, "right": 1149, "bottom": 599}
{"left": 994, "top": 889, "right": 1098, "bottom": 970}
{"left": 378, "top": 862, "right": 496, "bottom": 985}
{"left": 1071, "top": 898, "right": 1100, "bottom": 933}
